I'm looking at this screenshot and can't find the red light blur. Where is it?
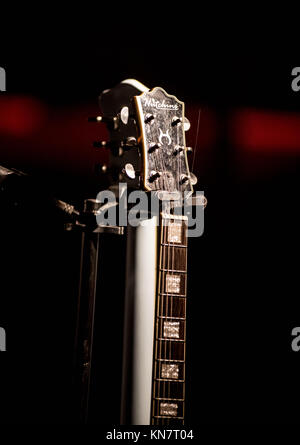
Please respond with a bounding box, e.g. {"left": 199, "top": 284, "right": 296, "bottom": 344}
{"left": 0, "top": 96, "right": 47, "bottom": 136}
{"left": 230, "top": 109, "right": 300, "bottom": 154}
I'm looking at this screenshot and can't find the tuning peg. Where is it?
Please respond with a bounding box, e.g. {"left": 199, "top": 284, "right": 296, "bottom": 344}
{"left": 173, "top": 145, "right": 184, "bottom": 156}
{"left": 95, "top": 163, "right": 109, "bottom": 175}
{"left": 186, "top": 146, "right": 193, "bottom": 154}
{"left": 149, "top": 171, "right": 161, "bottom": 182}
{"left": 180, "top": 173, "right": 198, "bottom": 186}
{"left": 171, "top": 116, "right": 190, "bottom": 130}
{"left": 122, "top": 163, "right": 136, "bottom": 179}
{"left": 88, "top": 116, "right": 102, "bottom": 123}
{"left": 120, "top": 106, "right": 129, "bottom": 125}
{"left": 148, "top": 143, "right": 161, "bottom": 154}
{"left": 171, "top": 117, "right": 181, "bottom": 127}
{"left": 145, "top": 113, "right": 155, "bottom": 124}
{"left": 88, "top": 115, "right": 119, "bottom": 130}
{"left": 93, "top": 140, "right": 109, "bottom": 149}
{"left": 121, "top": 137, "right": 138, "bottom": 149}
{"left": 180, "top": 175, "right": 190, "bottom": 185}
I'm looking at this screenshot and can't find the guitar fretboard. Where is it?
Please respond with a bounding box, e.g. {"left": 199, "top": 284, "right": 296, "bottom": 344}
{"left": 151, "top": 214, "right": 187, "bottom": 425}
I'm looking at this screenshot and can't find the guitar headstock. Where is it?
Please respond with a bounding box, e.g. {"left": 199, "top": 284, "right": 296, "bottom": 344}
{"left": 90, "top": 79, "right": 196, "bottom": 197}
{"left": 134, "top": 87, "right": 193, "bottom": 194}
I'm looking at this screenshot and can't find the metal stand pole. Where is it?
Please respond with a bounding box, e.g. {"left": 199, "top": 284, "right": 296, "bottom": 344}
{"left": 73, "top": 228, "right": 100, "bottom": 423}
{"left": 72, "top": 198, "right": 123, "bottom": 423}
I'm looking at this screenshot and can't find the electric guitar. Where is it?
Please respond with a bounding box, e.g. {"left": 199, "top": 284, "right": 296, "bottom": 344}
{"left": 92, "top": 79, "right": 203, "bottom": 425}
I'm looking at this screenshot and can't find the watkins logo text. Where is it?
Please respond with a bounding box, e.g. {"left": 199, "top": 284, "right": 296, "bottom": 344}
{"left": 144, "top": 98, "right": 179, "bottom": 110}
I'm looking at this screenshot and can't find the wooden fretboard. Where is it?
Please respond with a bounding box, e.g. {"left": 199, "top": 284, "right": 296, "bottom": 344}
{"left": 151, "top": 213, "right": 187, "bottom": 425}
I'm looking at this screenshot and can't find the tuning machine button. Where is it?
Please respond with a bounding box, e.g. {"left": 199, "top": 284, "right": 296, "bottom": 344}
{"left": 121, "top": 137, "right": 138, "bottom": 149}
{"left": 148, "top": 142, "right": 161, "bottom": 154}
{"left": 171, "top": 116, "right": 181, "bottom": 127}
{"left": 171, "top": 116, "right": 190, "bottom": 130}
{"left": 173, "top": 145, "right": 184, "bottom": 156}
{"left": 93, "top": 140, "right": 109, "bottom": 149}
{"left": 149, "top": 171, "right": 161, "bottom": 182}
{"left": 88, "top": 116, "right": 103, "bottom": 123}
{"left": 190, "top": 172, "right": 198, "bottom": 185}
{"left": 183, "top": 117, "right": 191, "bottom": 131}
{"left": 95, "top": 163, "right": 109, "bottom": 175}
{"left": 145, "top": 113, "right": 155, "bottom": 124}
{"left": 120, "top": 106, "right": 129, "bottom": 125}
{"left": 180, "top": 173, "right": 198, "bottom": 186}
{"left": 122, "top": 163, "right": 136, "bottom": 180}
{"left": 186, "top": 146, "right": 193, "bottom": 154}
{"left": 180, "top": 175, "right": 189, "bottom": 185}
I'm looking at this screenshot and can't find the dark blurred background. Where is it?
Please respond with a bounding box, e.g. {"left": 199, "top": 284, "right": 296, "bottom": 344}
{"left": 0, "top": 23, "right": 300, "bottom": 424}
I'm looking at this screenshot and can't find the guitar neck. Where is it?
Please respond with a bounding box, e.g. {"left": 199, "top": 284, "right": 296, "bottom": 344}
{"left": 151, "top": 213, "right": 188, "bottom": 425}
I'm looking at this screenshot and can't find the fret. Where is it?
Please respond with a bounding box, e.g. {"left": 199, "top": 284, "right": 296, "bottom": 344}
{"left": 153, "top": 416, "right": 184, "bottom": 420}
{"left": 159, "top": 292, "right": 186, "bottom": 298}
{"left": 155, "top": 378, "right": 185, "bottom": 383}
{"left": 161, "top": 243, "right": 187, "bottom": 248}
{"left": 153, "top": 416, "right": 184, "bottom": 426}
{"left": 157, "top": 338, "right": 185, "bottom": 342}
{"left": 160, "top": 268, "right": 187, "bottom": 274}
{"left": 155, "top": 358, "right": 185, "bottom": 362}
{"left": 158, "top": 315, "right": 185, "bottom": 320}
{"left": 161, "top": 213, "right": 188, "bottom": 221}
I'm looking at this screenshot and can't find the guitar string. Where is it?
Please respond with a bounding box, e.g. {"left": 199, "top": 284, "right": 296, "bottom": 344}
{"left": 156, "top": 119, "right": 170, "bottom": 424}
{"left": 156, "top": 112, "right": 183, "bottom": 423}
{"left": 159, "top": 215, "right": 167, "bottom": 425}
{"left": 172, "top": 114, "right": 182, "bottom": 423}
{"left": 151, "top": 131, "right": 164, "bottom": 424}
{"left": 150, "top": 134, "right": 159, "bottom": 425}
{"left": 167, "top": 116, "right": 179, "bottom": 424}
{"left": 191, "top": 108, "right": 202, "bottom": 173}
{"left": 158, "top": 195, "right": 161, "bottom": 426}
{"left": 162, "top": 114, "right": 172, "bottom": 425}
{"left": 167, "top": 109, "right": 178, "bottom": 424}
{"left": 152, "top": 120, "right": 168, "bottom": 424}
{"left": 160, "top": 126, "right": 169, "bottom": 425}
{"left": 159, "top": 218, "right": 165, "bottom": 425}
{"left": 166, "top": 213, "right": 171, "bottom": 425}
{"left": 180, "top": 113, "right": 186, "bottom": 425}
{"left": 164, "top": 128, "right": 170, "bottom": 425}
{"left": 162, "top": 218, "right": 167, "bottom": 425}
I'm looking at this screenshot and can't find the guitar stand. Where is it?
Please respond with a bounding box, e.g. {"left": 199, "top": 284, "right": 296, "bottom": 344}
{"left": 70, "top": 193, "right": 206, "bottom": 424}
{"left": 68, "top": 198, "right": 124, "bottom": 424}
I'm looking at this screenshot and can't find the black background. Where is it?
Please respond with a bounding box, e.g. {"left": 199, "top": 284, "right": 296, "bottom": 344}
{"left": 0, "top": 20, "right": 300, "bottom": 424}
